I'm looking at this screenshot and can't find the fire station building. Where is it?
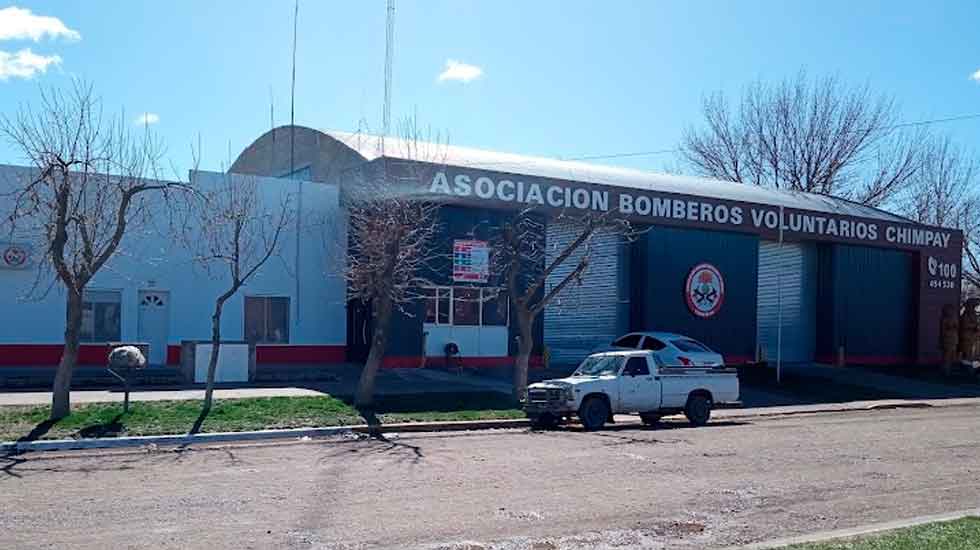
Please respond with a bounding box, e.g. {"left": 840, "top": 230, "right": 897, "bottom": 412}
{"left": 0, "top": 125, "right": 963, "bottom": 381}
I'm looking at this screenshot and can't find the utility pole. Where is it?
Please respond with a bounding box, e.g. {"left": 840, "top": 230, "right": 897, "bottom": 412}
{"left": 290, "top": 0, "right": 302, "bottom": 324}
{"left": 776, "top": 205, "right": 784, "bottom": 384}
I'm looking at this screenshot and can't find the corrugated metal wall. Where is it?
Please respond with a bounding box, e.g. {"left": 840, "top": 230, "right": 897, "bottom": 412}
{"left": 633, "top": 226, "right": 759, "bottom": 363}
{"left": 543, "top": 220, "right": 627, "bottom": 366}
{"left": 756, "top": 241, "right": 817, "bottom": 364}
{"left": 815, "top": 244, "right": 916, "bottom": 364}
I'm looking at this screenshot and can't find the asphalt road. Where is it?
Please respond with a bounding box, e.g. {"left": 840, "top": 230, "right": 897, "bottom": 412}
{"left": 3, "top": 406, "right": 980, "bottom": 549}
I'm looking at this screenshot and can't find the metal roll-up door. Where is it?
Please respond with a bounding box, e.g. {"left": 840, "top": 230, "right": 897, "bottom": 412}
{"left": 543, "top": 221, "right": 625, "bottom": 366}
{"left": 757, "top": 241, "right": 817, "bottom": 364}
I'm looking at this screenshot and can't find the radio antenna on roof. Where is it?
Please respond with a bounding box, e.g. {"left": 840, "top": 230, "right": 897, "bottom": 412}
{"left": 381, "top": 0, "right": 395, "bottom": 155}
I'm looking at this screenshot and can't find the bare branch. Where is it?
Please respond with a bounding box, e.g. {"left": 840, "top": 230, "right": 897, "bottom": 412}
{"left": 680, "top": 71, "right": 926, "bottom": 207}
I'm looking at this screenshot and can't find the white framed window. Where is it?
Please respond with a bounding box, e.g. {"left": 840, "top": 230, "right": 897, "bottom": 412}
{"left": 245, "top": 296, "right": 290, "bottom": 343}
{"left": 422, "top": 287, "right": 508, "bottom": 327}
{"left": 80, "top": 289, "right": 122, "bottom": 343}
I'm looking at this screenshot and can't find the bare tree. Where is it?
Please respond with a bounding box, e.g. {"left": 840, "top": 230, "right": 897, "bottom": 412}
{"left": 493, "top": 209, "right": 634, "bottom": 400}
{"left": 184, "top": 173, "right": 291, "bottom": 417}
{"left": 0, "top": 82, "right": 180, "bottom": 419}
{"left": 902, "top": 135, "right": 980, "bottom": 289}
{"left": 681, "top": 71, "right": 925, "bottom": 207}
{"left": 344, "top": 176, "right": 439, "bottom": 412}
{"left": 343, "top": 119, "right": 445, "bottom": 414}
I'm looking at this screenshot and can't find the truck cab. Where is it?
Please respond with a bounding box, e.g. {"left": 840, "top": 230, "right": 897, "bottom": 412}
{"left": 524, "top": 350, "right": 740, "bottom": 430}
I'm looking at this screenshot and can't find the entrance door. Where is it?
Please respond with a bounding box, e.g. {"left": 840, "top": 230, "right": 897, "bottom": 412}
{"left": 138, "top": 290, "right": 170, "bottom": 365}
{"left": 346, "top": 299, "right": 371, "bottom": 363}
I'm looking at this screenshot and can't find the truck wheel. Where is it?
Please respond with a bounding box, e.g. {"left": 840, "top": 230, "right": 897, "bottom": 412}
{"left": 529, "top": 413, "right": 558, "bottom": 430}
{"left": 579, "top": 397, "right": 609, "bottom": 431}
{"left": 684, "top": 394, "right": 712, "bottom": 427}
{"left": 640, "top": 413, "right": 661, "bottom": 426}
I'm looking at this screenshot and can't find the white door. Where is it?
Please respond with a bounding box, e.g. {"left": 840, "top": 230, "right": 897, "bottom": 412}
{"left": 138, "top": 290, "right": 170, "bottom": 365}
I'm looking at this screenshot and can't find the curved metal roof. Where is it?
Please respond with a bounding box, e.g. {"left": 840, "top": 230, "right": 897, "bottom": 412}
{"left": 326, "top": 130, "right": 910, "bottom": 224}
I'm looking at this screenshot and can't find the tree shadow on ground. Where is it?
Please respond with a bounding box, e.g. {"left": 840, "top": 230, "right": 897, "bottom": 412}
{"left": 341, "top": 391, "right": 518, "bottom": 414}
{"left": 355, "top": 407, "right": 425, "bottom": 464}
{"left": 1, "top": 444, "right": 174, "bottom": 480}
{"left": 189, "top": 409, "right": 209, "bottom": 435}
{"left": 534, "top": 419, "right": 748, "bottom": 435}
{"left": 75, "top": 413, "right": 126, "bottom": 439}
{"left": 16, "top": 419, "right": 59, "bottom": 443}
{"left": 0, "top": 455, "right": 27, "bottom": 478}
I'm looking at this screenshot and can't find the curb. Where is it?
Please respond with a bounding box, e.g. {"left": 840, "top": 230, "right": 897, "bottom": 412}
{"left": 732, "top": 507, "right": 980, "bottom": 549}
{"left": 717, "top": 400, "right": 936, "bottom": 420}
{"left": 0, "top": 418, "right": 530, "bottom": 454}
{"left": 4, "top": 398, "right": 976, "bottom": 454}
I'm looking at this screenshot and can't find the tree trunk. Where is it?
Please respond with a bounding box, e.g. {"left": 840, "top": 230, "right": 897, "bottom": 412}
{"left": 51, "top": 288, "right": 83, "bottom": 420}
{"left": 512, "top": 308, "right": 534, "bottom": 402}
{"left": 202, "top": 297, "right": 227, "bottom": 414}
{"left": 355, "top": 296, "right": 393, "bottom": 412}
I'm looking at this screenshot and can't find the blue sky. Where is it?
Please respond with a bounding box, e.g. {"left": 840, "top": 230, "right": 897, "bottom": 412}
{"left": 1, "top": 1, "right": 978, "bottom": 175}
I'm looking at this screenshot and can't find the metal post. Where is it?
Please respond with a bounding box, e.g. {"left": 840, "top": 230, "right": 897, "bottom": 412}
{"left": 123, "top": 366, "right": 131, "bottom": 414}
{"left": 290, "top": 0, "right": 302, "bottom": 325}
{"left": 777, "top": 205, "right": 784, "bottom": 384}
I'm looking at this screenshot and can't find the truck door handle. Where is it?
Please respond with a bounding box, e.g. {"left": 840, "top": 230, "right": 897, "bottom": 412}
{"left": 653, "top": 376, "right": 660, "bottom": 381}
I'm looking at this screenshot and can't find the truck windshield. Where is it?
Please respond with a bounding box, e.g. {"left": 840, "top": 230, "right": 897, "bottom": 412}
{"left": 573, "top": 355, "right": 623, "bottom": 376}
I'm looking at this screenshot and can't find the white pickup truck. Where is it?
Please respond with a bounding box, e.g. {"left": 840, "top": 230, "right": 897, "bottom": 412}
{"left": 524, "top": 350, "right": 740, "bottom": 430}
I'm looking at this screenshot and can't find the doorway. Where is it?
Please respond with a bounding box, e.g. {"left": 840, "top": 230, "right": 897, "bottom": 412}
{"left": 138, "top": 290, "right": 170, "bottom": 365}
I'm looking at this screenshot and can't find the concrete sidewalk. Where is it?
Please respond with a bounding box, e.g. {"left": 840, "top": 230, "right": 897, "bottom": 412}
{"left": 0, "top": 367, "right": 514, "bottom": 406}
{"left": 783, "top": 362, "right": 980, "bottom": 399}
{"left": 0, "top": 387, "right": 331, "bottom": 406}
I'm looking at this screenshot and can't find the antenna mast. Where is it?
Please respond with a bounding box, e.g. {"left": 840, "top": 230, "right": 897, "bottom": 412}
{"left": 381, "top": 0, "right": 394, "bottom": 153}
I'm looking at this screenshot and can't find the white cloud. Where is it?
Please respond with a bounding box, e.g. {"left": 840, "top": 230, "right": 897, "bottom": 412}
{"left": 437, "top": 59, "right": 483, "bottom": 83}
{"left": 134, "top": 113, "right": 160, "bottom": 126}
{"left": 0, "top": 48, "right": 61, "bottom": 80}
{"left": 0, "top": 6, "right": 81, "bottom": 42}
{"left": 971, "top": 69, "right": 980, "bottom": 83}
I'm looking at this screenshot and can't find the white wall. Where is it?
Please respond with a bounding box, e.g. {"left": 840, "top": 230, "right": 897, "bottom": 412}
{"left": 0, "top": 165, "right": 347, "bottom": 354}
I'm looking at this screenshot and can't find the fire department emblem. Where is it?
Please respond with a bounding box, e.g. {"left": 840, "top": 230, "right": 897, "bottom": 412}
{"left": 685, "top": 263, "right": 724, "bottom": 318}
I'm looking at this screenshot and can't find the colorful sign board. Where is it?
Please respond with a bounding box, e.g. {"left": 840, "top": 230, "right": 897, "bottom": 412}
{"left": 453, "top": 240, "right": 489, "bottom": 283}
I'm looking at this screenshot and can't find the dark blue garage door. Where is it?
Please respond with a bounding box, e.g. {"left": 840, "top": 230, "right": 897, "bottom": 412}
{"left": 631, "top": 226, "right": 759, "bottom": 363}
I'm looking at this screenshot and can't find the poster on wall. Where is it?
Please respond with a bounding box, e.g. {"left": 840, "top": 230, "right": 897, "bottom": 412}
{"left": 453, "top": 239, "right": 490, "bottom": 283}
{"left": 0, "top": 243, "right": 31, "bottom": 269}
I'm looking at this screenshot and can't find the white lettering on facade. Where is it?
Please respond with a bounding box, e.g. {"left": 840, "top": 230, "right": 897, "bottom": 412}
{"left": 497, "top": 179, "right": 515, "bottom": 201}
{"left": 546, "top": 185, "right": 565, "bottom": 207}
{"left": 525, "top": 183, "right": 543, "bottom": 205}
{"left": 634, "top": 195, "right": 651, "bottom": 216}
{"left": 572, "top": 188, "right": 591, "bottom": 209}
{"left": 453, "top": 173, "right": 472, "bottom": 196}
{"left": 426, "top": 171, "right": 953, "bottom": 250}
{"left": 474, "top": 176, "right": 495, "bottom": 199}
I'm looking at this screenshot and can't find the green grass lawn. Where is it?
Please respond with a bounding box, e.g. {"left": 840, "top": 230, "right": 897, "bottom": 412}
{"left": 781, "top": 517, "right": 980, "bottom": 550}
{"left": 0, "top": 395, "right": 524, "bottom": 442}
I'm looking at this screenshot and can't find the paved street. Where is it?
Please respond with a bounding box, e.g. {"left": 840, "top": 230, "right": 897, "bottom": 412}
{"left": 3, "top": 405, "right": 980, "bottom": 549}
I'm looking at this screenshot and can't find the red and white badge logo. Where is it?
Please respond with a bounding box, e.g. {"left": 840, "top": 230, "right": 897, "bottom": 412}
{"left": 1, "top": 244, "right": 30, "bottom": 269}
{"left": 685, "top": 263, "right": 725, "bottom": 318}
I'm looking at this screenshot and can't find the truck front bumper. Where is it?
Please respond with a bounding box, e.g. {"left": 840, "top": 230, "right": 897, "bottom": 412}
{"left": 523, "top": 401, "right": 577, "bottom": 416}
